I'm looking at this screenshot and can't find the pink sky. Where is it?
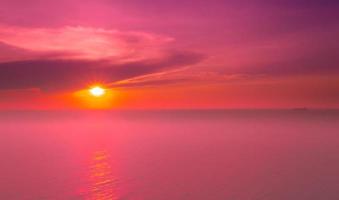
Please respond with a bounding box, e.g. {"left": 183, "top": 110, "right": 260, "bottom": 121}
{"left": 0, "top": 0, "right": 338, "bottom": 109}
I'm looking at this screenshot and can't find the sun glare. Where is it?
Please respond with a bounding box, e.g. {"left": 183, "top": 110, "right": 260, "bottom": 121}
{"left": 73, "top": 85, "right": 117, "bottom": 109}
{"left": 89, "top": 86, "right": 106, "bottom": 97}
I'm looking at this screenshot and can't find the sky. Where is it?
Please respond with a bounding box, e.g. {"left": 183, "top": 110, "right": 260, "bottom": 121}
{"left": 0, "top": 0, "right": 338, "bottom": 109}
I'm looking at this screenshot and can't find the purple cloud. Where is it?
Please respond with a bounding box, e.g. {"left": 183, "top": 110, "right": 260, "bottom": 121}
{"left": 0, "top": 51, "right": 204, "bottom": 91}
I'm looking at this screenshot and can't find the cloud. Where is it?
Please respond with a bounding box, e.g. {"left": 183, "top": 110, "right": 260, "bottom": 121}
{"left": 0, "top": 25, "right": 206, "bottom": 91}
{"left": 111, "top": 70, "right": 250, "bottom": 88}
{"left": 0, "top": 25, "right": 174, "bottom": 61}
{"left": 0, "top": 51, "right": 204, "bottom": 91}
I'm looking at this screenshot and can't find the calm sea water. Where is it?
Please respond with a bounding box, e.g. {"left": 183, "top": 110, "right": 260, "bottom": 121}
{"left": 0, "top": 110, "right": 339, "bottom": 200}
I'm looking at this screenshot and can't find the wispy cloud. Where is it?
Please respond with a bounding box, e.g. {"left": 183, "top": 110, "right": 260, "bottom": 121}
{"left": 0, "top": 25, "right": 174, "bottom": 61}
{"left": 0, "top": 25, "right": 206, "bottom": 91}
{"left": 0, "top": 51, "right": 204, "bottom": 91}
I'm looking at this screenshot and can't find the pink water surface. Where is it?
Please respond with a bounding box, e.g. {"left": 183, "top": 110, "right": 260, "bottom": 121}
{"left": 0, "top": 110, "right": 339, "bottom": 199}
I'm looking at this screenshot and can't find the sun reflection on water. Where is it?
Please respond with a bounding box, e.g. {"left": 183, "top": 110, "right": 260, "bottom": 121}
{"left": 88, "top": 150, "right": 118, "bottom": 200}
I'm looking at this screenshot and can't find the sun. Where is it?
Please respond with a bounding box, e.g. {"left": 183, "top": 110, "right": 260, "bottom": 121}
{"left": 89, "top": 86, "right": 106, "bottom": 97}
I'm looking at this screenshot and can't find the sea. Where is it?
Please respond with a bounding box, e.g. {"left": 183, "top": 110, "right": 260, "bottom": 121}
{"left": 0, "top": 110, "right": 338, "bottom": 200}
